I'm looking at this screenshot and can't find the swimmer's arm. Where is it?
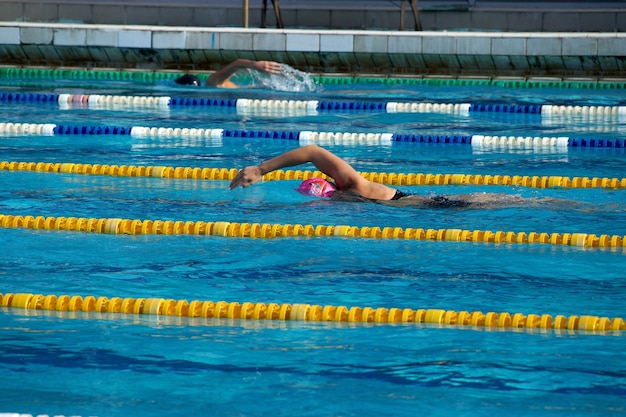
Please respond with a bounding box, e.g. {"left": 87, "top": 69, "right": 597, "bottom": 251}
{"left": 206, "top": 59, "right": 282, "bottom": 88}
{"left": 230, "top": 145, "right": 345, "bottom": 189}
{"left": 229, "top": 145, "right": 360, "bottom": 189}
{"left": 229, "top": 145, "right": 396, "bottom": 199}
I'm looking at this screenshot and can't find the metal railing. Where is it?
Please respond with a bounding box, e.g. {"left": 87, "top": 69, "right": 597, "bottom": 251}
{"left": 243, "top": 0, "right": 430, "bottom": 30}
{"left": 240, "top": 0, "right": 626, "bottom": 29}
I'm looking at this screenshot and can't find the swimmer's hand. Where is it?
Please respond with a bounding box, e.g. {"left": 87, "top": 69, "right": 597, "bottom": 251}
{"left": 253, "top": 61, "right": 283, "bottom": 75}
{"left": 229, "top": 166, "right": 263, "bottom": 190}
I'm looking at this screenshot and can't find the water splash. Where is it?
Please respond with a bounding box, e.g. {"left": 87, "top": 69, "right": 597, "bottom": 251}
{"left": 236, "top": 64, "right": 320, "bottom": 92}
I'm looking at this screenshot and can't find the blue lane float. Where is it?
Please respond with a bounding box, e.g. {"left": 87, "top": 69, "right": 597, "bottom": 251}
{"left": 469, "top": 104, "right": 543, "bottom": 114}
{"left": 1, "top": 92, "right": 625, "bottom": 119}
{"left": 54, "top": 124, "right": 132, "bottom": 135}
{"left": 0, "top": 92, "right": 60, "bottom": 102}
{"left": 1, "top": 121, "right": 626, "bottom": 149}
{"left": 394, "top": 134, "right": 472, "bottom": 144}
{"left": 223, "top": 129, "right": 300, "bottom": 140}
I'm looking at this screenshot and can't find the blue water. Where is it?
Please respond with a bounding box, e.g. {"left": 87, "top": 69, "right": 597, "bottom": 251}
{"left": 0, "top": 78, "right": 625, "bottom": 417}
{"left": 1, "top": 310, "right": 624, "bottom": 417}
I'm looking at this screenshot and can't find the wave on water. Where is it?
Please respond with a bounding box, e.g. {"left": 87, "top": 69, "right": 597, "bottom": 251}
{"left": 239, "top": 64, "right": 320, "bottom": 92}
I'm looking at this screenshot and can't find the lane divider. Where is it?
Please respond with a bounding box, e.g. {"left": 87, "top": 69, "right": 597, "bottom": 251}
{"left": 1, "top": 160, "right": 625, "bottom": 189}
{"left": 2, "top": 67, "right": 626, "bottom": 90}
{"left": 319, "top": 75, "right": 626, "bottom": 90}
{"left": 3, "top": 121, "right": 626, "bottom": 150}
{"left": 1, "top": 213, "right": 625, "bottom": 248}
{"left": 1, "top": 292, "right": 624, "bottom": 334}
{"left": 1, "top": 92, "right": 625, "bottom": 119}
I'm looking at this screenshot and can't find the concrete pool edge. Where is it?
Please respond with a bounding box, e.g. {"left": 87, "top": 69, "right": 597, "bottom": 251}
{"left": 0, "top": 22, "right": 624, "bottom": 77}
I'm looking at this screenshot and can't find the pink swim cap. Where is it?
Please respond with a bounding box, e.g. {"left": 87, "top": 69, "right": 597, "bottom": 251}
{"left": 296, "top": 178, "right": 336, "bottom": 198}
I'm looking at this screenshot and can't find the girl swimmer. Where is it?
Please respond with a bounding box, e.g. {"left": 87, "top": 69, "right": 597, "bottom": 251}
{"left": 229, "top": 145, "right": 532, "bottom": 208}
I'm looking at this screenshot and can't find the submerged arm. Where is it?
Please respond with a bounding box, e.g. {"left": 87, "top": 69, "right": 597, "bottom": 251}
{"left": 206, "top": 59, "right": 282, "bottom": 88}
{"left": 229, "top": 145, "right": 396, "bottom": 200}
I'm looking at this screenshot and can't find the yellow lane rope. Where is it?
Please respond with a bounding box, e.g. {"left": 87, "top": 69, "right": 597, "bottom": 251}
{"left": 1, "top": 160, "right": 625, "bottom": 189}
{"left": 1, "top": 214, "right": 625, "bottom": 248}
{"left": 1, "top": 292, "right": 624, "bottom": 334}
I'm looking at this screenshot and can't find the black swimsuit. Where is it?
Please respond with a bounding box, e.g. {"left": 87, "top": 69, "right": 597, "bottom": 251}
{"left": 391, "top": 190, "right": 409, "bottom": 200}
{"left": 390, "top": 190, "right": 471, "bottom": 208}
{"left": 427, "top": 196, "right": 471, "bottom": 208}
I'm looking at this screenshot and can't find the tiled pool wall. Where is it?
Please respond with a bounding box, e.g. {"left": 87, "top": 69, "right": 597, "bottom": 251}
{"left": 0, "top": 22, "right": 624, "bottom": 77}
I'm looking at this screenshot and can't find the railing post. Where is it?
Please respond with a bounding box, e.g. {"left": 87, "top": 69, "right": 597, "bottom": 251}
{"left": 243, "top": 0, "right": 249, "bottom": 28}
{"left": 401, "top": 0, "right": 422, "bottom": 31}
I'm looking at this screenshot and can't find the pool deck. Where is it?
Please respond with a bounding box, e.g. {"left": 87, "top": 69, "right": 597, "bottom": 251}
{"left": 0, "top": 21, "right": 624, "bottom": 78}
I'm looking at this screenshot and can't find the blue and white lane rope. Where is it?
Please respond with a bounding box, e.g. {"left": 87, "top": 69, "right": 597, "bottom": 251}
{"left": 1, "top": 92, "right": 626, "bottom": 119}
{"left": 2, "top": 122, "right": 625, "bottom": 149}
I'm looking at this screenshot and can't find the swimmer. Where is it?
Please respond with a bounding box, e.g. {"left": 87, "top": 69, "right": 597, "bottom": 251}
{"left": 174, "top": 59, "right": 283, "bottom": 89}
{"left": 229, "top": 145, "right": 536, "bottom": 208}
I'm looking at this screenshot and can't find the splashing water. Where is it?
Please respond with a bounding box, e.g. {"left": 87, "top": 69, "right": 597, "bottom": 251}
{"left": 238, "top": 64, "right": 320, "bottom": 92}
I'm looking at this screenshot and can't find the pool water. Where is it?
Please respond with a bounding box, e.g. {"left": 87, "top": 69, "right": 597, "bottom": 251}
{"left": 0, "top": 76, "right": 625, "bottom": 417}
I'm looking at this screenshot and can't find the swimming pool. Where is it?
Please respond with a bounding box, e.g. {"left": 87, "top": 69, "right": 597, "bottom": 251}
{"left": 1, "top": 70, "right": 625, "bottom": 417}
